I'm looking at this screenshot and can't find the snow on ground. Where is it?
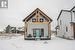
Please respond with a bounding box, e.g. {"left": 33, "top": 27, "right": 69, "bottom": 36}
{"left": 0, "top": 34, "right": 75, "bottom": 50}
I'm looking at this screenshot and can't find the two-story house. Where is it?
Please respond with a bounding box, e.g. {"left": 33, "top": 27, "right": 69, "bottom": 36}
{"left": 56, "top": 6, "right": 75, "bottom": 39}
{"left": 23, "top": 8, "right": 52, "bottom": 40}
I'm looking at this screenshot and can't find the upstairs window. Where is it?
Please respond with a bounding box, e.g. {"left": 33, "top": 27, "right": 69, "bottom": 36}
{"left": 32, "top": 18, "right": 36, "bottom": 22}
{"left": 66, "top": 26, "right": 68, "bottom": 32}
{"left": 60, "top": 20, "right": 61, "bottom": 25}
{"left": 40, "top": 18, "right": 44, "bottom": 22}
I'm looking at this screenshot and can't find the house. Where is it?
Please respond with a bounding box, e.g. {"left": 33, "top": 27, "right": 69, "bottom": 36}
{"left": 6, "top": 25, "right": 11, "bottom": 33}
{"left": 23, "top": 8, "right": 52, "bottom": 40}
{"left": 56, "top": 6, "right": 75, "bottom": 39}
{"left": 6, "top": 25, "right": 17, "bottom": 33}
{"left": 11, "top": 27, "right": 16, "bottom": 33}
{"left": 5, "top": 25, "right": 24, "bottom": 34}
{"left": 16, "top": 27, "right": 25, "bottom": 35}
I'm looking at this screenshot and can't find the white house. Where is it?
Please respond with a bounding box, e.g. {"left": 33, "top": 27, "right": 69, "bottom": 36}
{"left": 56, "top": 6, "right": 75, "bottom": 39}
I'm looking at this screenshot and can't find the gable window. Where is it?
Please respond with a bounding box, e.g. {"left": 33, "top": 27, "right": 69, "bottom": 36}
{"left": 32, "top": 18, "right": 36, "bottom": 22}
{"left": 40, "top": 18, "right": 44, "bottom": 22}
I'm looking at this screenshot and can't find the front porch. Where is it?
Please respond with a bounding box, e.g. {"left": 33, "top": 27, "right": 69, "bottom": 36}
{"left": 24, "top": 28, "right": 51, "bottom": 40}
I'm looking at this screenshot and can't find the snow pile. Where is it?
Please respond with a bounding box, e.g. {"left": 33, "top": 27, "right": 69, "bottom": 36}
{"left": 0, "top": 34, "right": 21, "bottom": 40}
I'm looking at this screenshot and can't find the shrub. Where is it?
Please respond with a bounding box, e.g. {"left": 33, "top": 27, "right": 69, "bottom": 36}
{"left": 27, "top": 34, "right": 32, "bottom": 37}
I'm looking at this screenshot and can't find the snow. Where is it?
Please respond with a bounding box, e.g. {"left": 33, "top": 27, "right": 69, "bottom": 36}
{"left": 0, "top": 34, "right": 75, "bottom": 50}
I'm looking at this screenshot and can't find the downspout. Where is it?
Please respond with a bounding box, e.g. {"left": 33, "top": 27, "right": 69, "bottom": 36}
{"left": 48, "top": 21, "right": 51, "bottom": 39}
{"left": 70, "top": 11, "right": 73, "bottom": 39}
{"left": 71, "top": 12, "right": 72, "bottom": 22}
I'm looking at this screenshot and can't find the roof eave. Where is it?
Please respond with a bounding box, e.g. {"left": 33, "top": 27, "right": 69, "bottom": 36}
{"left": 57, "top": 10, "right": 70, "bottom": 20}
{"left": 70, "top": 6, "right": 75, "bottom": 11}
{"left": 23, "top": 8, "right": 52, "bottom": 22}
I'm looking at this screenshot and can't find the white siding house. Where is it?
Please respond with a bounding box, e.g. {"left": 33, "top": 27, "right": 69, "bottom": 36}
{"left": 56, "top": 6, "right": 75, "bottom": 39}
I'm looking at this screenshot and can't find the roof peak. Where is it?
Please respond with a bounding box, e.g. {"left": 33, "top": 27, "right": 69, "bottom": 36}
{"left": 23, "top": 8, "right": 52, "bottom": 22}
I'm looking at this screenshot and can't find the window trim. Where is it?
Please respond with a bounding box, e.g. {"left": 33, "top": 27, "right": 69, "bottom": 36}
{"left": 40, "top": 18, "right": 44, "bottom": 22}
{"left": 32, "top": 18, "right": 36, "bottom": 22}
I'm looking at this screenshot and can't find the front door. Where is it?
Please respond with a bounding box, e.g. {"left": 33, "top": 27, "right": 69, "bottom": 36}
{"left": 33, "top": 29, "right": 44, "bottom": 40}
{"left": 33, "top": 29, "right": 41, "bottom": 40}
{"left": 36, "top": 30, "right": 40, "bottom": 38}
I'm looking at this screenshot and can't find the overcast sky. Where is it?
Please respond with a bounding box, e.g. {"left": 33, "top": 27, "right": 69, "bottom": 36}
{"left": 0, "top": 0, "right": 75, "bottom": 31}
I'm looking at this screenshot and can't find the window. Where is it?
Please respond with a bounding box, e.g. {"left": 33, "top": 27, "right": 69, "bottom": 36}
{"left": 40, "top": 18, "right": 44, "bottom": 22}
{"left": 41, "top": 29, "right": 44, "bottom": 37}
{"left": 60, "top": 20, "right": 61, "bottom": 25}
{"left": 32, "top": 18, "right": 36, "bottom": 22}
{"left": 66, "top": 26, "right": 68, "bottom": 32}
{"left": 33, "top": 29, "right": 36, "bottom": 37}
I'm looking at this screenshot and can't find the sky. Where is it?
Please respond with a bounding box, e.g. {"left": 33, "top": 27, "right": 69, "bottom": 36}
{"left": 0, "top": 0, "right": 75, "bottom": 31}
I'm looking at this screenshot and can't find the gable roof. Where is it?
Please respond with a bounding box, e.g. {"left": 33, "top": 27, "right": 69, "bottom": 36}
{"left": 57, "top": 6, "right": 75, "bottom": 20}
{"left": 57, "top": 10, "right": 70, "bottom": 20}
{"left": 23, "top": 8, "right": 52, "bottom": 22}
{"left": 70, "top": 6, "right": 75, "bottom": 11}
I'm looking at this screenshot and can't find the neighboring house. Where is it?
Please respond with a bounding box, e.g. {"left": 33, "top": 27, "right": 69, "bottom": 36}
{"left": 16, "top": 27, "right": 25, "bottom": 35}
{"left": 6, "top": 25, "right": 11, "bottom": 33}
{"left": 11, "top": 27, "right": 16, "bottom": 33}
{"left": 6, "top": 25, "right": 17, "bottom": 33}
{"left": 56, "top": 6, "right": 75, "bottom": 39}
{"left": 6, "top": 25, "right": 24, "bottom": 34}
{"left": 23, "top": 8, "right": 52, "bottom": 40}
